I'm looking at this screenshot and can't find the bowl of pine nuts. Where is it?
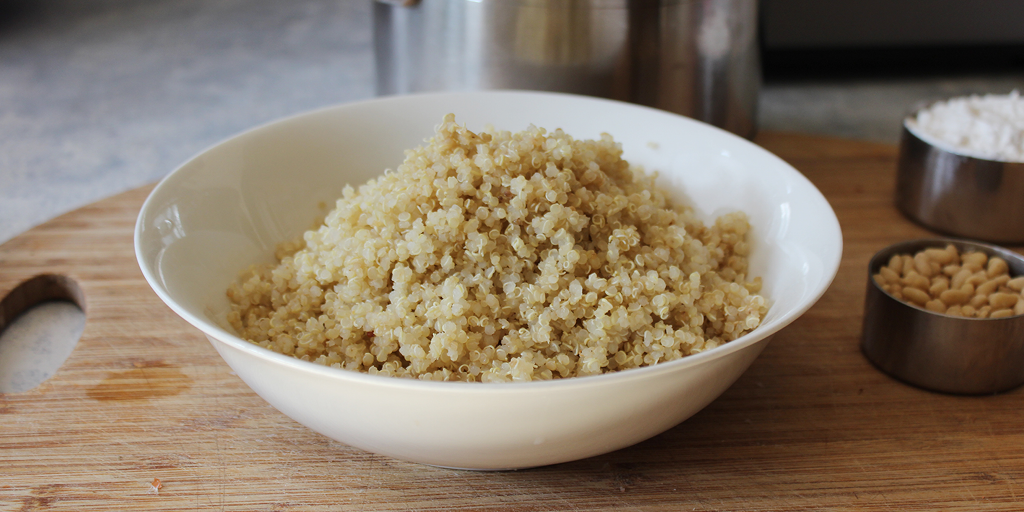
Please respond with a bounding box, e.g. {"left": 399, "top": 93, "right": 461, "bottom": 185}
{"left": 862, "top": 238, "right": 1024, "bottom": 394}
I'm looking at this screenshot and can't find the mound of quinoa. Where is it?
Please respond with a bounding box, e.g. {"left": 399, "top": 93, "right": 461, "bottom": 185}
{"left": 226, "top": 114, "right": 768, "bottom": 382}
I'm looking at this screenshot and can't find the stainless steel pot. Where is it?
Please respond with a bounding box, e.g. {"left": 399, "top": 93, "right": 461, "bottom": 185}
{"left": 862, "top": 238, "right": 1024, "bottom": 394}
{"left": 373, "top": 0, "right": 760, "bottom": 139}
{"left": 896, "top": 118, "right": 1024, "bottom": 244}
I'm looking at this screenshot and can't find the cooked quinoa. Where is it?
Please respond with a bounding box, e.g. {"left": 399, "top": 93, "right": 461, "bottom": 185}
{"left": 226, "top": 114, "right": 768, "bottom": 382}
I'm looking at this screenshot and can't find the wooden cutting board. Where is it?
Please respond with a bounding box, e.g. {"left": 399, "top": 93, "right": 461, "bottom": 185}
{"left": 2, "top": 132, "right": 1023, "bottom": 511}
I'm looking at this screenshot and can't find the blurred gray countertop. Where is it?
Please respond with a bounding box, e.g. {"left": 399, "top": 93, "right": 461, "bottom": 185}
{"left": 0, "top": 0, "right": 373, "bottom": 245}
{"left": 3, "top": 0, "right": 1024, "bottom": 246}
{"left": 1, "top": 0, "right": 1023, "bottom": 391}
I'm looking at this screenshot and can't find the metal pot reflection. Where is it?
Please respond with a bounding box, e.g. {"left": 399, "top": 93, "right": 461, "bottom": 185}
{"left": 374, "top": 0, "right": 760, "bottom": 139}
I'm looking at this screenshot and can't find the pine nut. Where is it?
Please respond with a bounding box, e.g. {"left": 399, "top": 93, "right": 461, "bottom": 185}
{"left": 939, "top": 289, "right": 970, "bottom": 306}
{"left": 914, "top": 253, "right": 933, "bottom": 277}
{"left": 988, "top": 257, "right": 1009, "bottom": 278}
{"left": 929, "top": 279, "right": 949, "bottom": 296}
{"left": 902, "top": 287, "right": 930, "bottom": 306}
{"left": 1007, "top": 276, "right": 1024, "bottom": 291}
{"left": 924, "top": 247, "right": 954, "bottom": 264}
{"left": 989, "top": 292, "right": 1019, "bottom": 310}
{"left": 925, "top": 299, "right": 946, "bottom": 313}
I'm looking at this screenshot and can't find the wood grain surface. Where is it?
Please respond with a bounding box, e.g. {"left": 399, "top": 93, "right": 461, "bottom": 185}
{"left": 2, "top": 132, "right": 1023, "bottom": 511}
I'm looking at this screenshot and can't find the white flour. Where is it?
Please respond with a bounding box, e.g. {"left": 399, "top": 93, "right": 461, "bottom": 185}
{"left": 906, "top": 91, "right": 1024, "bottom": 162}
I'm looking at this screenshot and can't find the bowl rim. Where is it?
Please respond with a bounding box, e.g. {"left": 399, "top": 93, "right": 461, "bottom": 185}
{"left": 134, "top": 89, "right": 844, "bottom": 391}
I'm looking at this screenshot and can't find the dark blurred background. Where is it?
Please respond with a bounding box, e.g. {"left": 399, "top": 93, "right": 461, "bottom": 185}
{"left": 761, "top": 0, "right": 1024, "bottom": 80}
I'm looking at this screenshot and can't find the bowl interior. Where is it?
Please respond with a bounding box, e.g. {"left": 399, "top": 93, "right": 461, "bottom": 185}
{"left": 136, "top": 91, "right": 842, "bottom": 368}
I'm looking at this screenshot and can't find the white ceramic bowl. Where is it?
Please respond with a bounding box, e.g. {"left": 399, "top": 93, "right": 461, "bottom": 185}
{"left": 135, "top": 91, "right": 842, "bottom": 470}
